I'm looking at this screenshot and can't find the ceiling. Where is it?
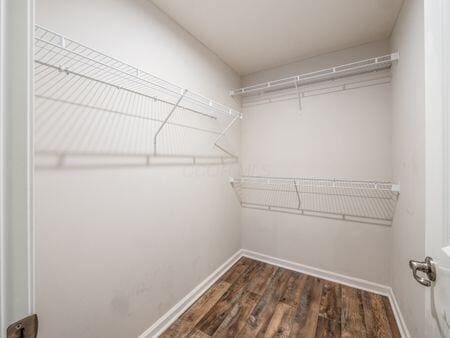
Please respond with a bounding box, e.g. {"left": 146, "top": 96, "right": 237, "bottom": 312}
{"left": 151, "top": 0, "right": 404, "bottom": 75}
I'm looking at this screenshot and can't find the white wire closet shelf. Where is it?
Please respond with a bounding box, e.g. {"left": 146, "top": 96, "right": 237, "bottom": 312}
{"left": 34, "top": 25, "right": 242, "bottom": 163}
{"left": 241, "top": 70, "right": 392, "bottom": 109}
{"left": 230, "top": 176, "right": 400, "bottom": 226}
{"left": 230, "top": 53, "right": 399, "bottom": 97}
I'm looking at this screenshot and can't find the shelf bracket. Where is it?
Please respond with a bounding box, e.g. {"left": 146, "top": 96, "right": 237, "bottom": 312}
{"left": 293, "top": 180, "right": 301, "bottom": 209}
{"left": 214, "top": 143, "right": 237, "bottom": 158}
{"left": 294, "top": 79, "right": 302, "bottom": 111}
{"left": 214, "top": 113, "right": 241, "bottom": 145}
{"left": 153, "top": 89, "right": 187, "bottom": 155}
{"left": 213, "top": 113, "right": 241, "bottom": 158}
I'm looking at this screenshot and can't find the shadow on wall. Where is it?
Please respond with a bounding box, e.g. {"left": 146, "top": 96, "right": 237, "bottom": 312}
{"left": 35, "top": 152, "right": 238, "bottom": 170}
{"left": 34, "top": 97, "right": 238, "bottom": 169}
{"left": 33, "top": 63, "right": 240, "bottom": 169}
{"left": 34, "top": 65, "right": 238, "bottom": 170}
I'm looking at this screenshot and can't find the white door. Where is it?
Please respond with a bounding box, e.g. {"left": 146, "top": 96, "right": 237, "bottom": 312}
{"left": 424, "top": 1, "right": 450, "bottom": 337}
{"left": 0, "top": 0, "right": 35, "bottom": 337}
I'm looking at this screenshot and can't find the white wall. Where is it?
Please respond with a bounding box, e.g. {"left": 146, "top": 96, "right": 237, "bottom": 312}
{"left": 390, "top": 1, "right": 426, "bottom": 337}
{"left": 240, "top": 41, "right": 394, "bottom": 285}
{"left": 34, "top": 1, "right": 241, "bottom": 337}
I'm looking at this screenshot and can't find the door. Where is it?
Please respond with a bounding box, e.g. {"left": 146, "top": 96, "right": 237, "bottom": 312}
{"left": 424, "top": 0, "right": 450, "bottom": 337}
{"left": 0, "top": 0, "right": 35, "bottom": 337}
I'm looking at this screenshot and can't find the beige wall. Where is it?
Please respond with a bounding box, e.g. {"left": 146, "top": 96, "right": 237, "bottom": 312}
{"left": 242, "top": 40, "right": 390, "bottom": 86}
{"left": 240, "top": 41, "right": 394, "bottom": 285}
{"left": 390, "top": 1, "right": 426, "bottom": 337}
{"left": 34, "top": 0, "right": 241, "bottom": 337}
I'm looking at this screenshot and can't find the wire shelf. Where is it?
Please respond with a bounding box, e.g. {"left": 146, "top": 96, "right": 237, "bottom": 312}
{"left": 34, "top": 25, "right": 241, "bottom": 161}
{"left": 241, "top": 70, "right": 392, "bottom": 108}
{"left": 230, "top": 176, "right": 400, "bottom": 226}
{"left": 230, "top": 53, "right": 399, "bottom": 97}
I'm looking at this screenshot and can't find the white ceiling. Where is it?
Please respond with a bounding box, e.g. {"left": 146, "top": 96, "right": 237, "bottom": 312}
{"left": 151, "top": 0, "right": 404, "bottom": 75}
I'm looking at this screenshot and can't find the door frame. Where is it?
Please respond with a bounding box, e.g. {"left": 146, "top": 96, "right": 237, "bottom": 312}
{"left": 0, "top": 0, "right": 35, "bottom": 336}
{"left": 424, "top": 0, "right": 450, "bottom": 265}
{"left": 0, "top": 0, "right": 5, "bottom": 333}
{"left": 425, "top": 0, "right": 450, "bottom": 336}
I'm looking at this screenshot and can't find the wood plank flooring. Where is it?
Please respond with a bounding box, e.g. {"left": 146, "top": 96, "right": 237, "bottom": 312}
{"left": 161, "top": 258, "right": 401, "bottom": 337}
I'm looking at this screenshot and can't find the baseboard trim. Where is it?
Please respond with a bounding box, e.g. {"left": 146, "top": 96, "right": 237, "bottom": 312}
{"left": 139, "top": 249, "right": 410, "bottom": 338}
{"left": 241, "top": 249, "right": 391, "bottom": 296}
{"left": 138, "top": 250, "right": 243, "bottom": 338}
{"left": 386, "top": 287, "right": 411, "bottom": 338}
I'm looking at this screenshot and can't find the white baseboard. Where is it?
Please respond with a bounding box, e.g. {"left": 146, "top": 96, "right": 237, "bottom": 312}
{"left": 241, "top": 250, "right": 391, "bottom": 296}
{"left": 138, "top": 250, "right": 243, "bottom": 338}
{"left": 386, "top": 288, "right": 411, "bottom": 338}
{"left": 139, "top": 249, "right": 409, "bottom": 338}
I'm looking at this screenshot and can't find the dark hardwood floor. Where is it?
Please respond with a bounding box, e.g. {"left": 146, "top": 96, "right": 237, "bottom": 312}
{"left": 161, "top": 258, "right": 401, "bottom": 337}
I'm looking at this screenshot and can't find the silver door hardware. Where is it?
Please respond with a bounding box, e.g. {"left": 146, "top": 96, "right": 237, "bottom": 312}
{"left": 6, "top": 314, "right": 38, "bottom": 338}
{"left": 409, "top": 256, "right": 436, "bottom": 287}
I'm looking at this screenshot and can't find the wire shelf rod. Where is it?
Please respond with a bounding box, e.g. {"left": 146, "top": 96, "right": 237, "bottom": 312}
{"left": 35, "top": 58, "right": 218, "bottom": 121}
{"left": 239, "top": 174, "right": 387, "bottom": 183}
{"left": 239, "top": 186, "right": 396, "bottom": 201}
{"left": 230, "top": 53, "right": 399, "bottom": 97}
{"left": 242, "top": 72, "right": 391, "bottom": 107}
{"left": 36, "top": 25, "right": 231, "bottom": 113}
{"left": 35, "top": 38, "right": 188, "bottom": 99}
{"left": 34, "top": 26, "right": 241, "bottom": 160}
{"left": 230, "top": 175, "right": 400, "bottom": 225}
{"left": 234, "top": 176, "right": 399, "bottom": 193}
{"left": 35, "top": 26, "right": 242, "bottom": 119}
{"left": 234, "top": 54, "right": 396, "bottom": 95}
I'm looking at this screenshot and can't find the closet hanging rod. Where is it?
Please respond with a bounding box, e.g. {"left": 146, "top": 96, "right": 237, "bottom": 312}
{"left": 230, "top": 53, "right": 399, "bottom": 97}
{"left": 35, "top": 25, "right": 242, "bottom": 119}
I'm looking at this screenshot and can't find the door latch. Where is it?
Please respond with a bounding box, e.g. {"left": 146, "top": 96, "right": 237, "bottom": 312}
{"left": 7, "top": 314, "right": 38, "bottom": 338}
{"left": 409, "top": 256, "right": 436, "bottom": 287}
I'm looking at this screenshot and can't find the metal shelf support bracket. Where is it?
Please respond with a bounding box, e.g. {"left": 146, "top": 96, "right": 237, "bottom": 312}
{"left": 153, "top": 89, "right": 187, "bottom": 155}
